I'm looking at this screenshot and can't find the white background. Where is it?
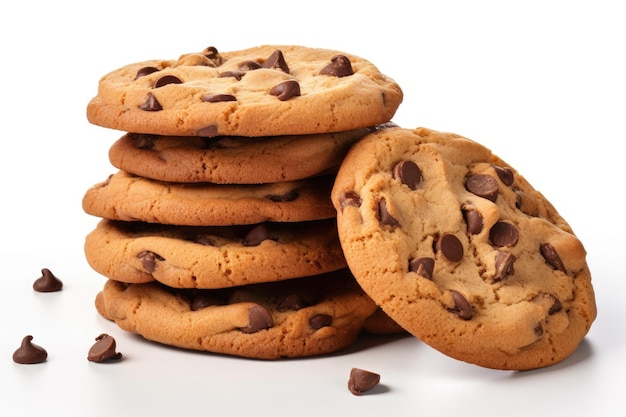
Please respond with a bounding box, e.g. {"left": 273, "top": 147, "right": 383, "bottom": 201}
{"left": 1, "top": 1, "right": 624, "bottom": 416}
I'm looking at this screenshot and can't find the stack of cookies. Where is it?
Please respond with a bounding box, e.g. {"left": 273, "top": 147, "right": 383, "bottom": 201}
{"left": 82, "top": 45, "right": 405, "bottom": 359}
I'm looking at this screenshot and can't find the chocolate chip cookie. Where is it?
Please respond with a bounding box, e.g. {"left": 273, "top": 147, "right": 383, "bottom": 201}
{"left": 95, "top": 269, "right": 379, "bottom": 359}
{"left": 331, "top": 126, "right": 597, "bottom": 370}
{"left": 87, "top": 45, "right": 403, "bottom": 137}
{"left": 84, "top": 219, "right": 346, "bottom": 289}
{"left": 82, "top": 171, "right": 336, "bottom": 226}
{"left": 108, "top": 128, "right": 371, "bottom": 184}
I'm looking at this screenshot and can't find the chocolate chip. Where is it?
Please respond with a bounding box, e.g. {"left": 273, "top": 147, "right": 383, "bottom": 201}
{"left": 489, "top": 221, "right": 519, "bottom": 247}
{"left": 534, "top": 293, "right": 563, "bottom": 315}
{"left": 462, "top": 208, "right": 483, "bottom": 235}
{"left": 540, "top": 243, "right": 566, "bottom": 273}
{"left": 32, "top": 268, "right": 63, "bottom": 292}
{"left": 137, "top": 251, "right": 164, "bottom": 273}
{"left": 194, "top": 234, "right": 219, "bottom": 246}
{"left": 134, "top": 66, "right": 160, "bottom": 80}
{"left": 348, "top": 368, "right": 380, "bottom": 396}
{"left": 202, "top": 46, "right": 220, "bottom": 60}
{"left": 130, "top": 133, "right": 158, "bottom": 149}
{"left": 242, "top": 224, "right": 272, "bottom": 247}
{"left": 320, "top": 55, "right": 354, "bottom": 77}
{"left": 239, "top": 60, "right": 262, "bottom": 71}
{"left": 12, "top": 335, "right": 47, "bottom": 364}
{"left": 196, "top": 124, "right": 218, "bottom": 137}
{"left": 269, "top": 80, "right": 301, "bottom": 101}
{"left": 87, "top": 334, "right": 122, "bottom": 362}
{"left": 534, "top": 325, "right": 544, "bottom": 337}
{"left": 219, "top": 70, "right": 245, "bottom": 81}
{"left": 494, "top": 165, "right": 514, "bottom": 186}
{"left": 448, "top": 290, "right": 473, "bottom": 320}
{"left": 436, "top": 234, "right": 464, "bottom": 262}
{"left": 241, "top": 305, "right": 273, "bottom": 333}
{"left": 201, "top": 93, "right": 237, "bottom": 103}
{"left": 261, "top": 50, "right": 290, "bottom": 73}
{"left": 190, "top": 293, "right": 226, "bottom": 311}
{"left": 267, "top": 189, "right": 298, "bottom": 202}
{"left": 277, "top": 294, "right": 309, "bottom": 311}
{"left": 392, "top": 160, "right": 422, "bottom": 190}
{"left": 514, "top": 189, "right": 538, "bottom": 216}
{"left": 154, "top": 75, "right": 183, "bottom": 88}
{"left": 465, "top": 174, "right": 499, "bottom": 202}
{"left": 377, "top": 198, "right": 399, "bottom": 227}
{"left": 310, "top": 314, "right": 333, "bottom": 330}
{"left": 139, "top": 92, "right": 162, "bottom": 111}
{"left": 493, "top": 251, "right": 516, "bottom": 282}
{"left": 409, "top": 257, "right": 435, "bottom": 279}
{"left": 339, "top": 191, "right": 361, "bottom": 211}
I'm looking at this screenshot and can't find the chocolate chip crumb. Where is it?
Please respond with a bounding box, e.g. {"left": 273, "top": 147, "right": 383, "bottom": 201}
{"left": 13, "top": 335, "right": 48, "bottom": 364}
{"left": 241, "top": 305, "right": 273, "bottom": 333}
{"left": 269, "top": 80, "right": 301, "bottom": 101}
{"left": 88, "top": 334, "right": 122, "bottom": 362}
{"left": 348, "top": 368, "right": 380, "bottom": 396}
{"left": 33, "top": 268, "right": 63, "bottom": 292}
{"left": 320, "top": 55, "right": 354, "bottom": 77}
{"left": 465, "top": 174, "right": 499, "bottom": 202}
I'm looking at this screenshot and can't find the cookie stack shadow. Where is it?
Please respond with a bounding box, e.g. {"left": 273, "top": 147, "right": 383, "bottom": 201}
{"left": 82, "top": 45, "right": 405, "bottom": 359}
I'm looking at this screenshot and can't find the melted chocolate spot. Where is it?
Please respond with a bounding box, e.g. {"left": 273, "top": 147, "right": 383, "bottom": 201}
{"left": 409, "top": 257, "right": 435, "bottom": 279}
{"left": 465, "top": 174, "right": 499, "bottom": 202}
{"left": 392, "top": 160, "right": 422, "bottom": 190}
{"left": 269, "top": 80, "right": 301, "bottom": 101}
{"left": 489, "top": 222, "right": 519, "bottom": 247}
{"left": 241, "top": 305, "right": 273, "bottom": 333}
{"left": 320, "top": 55, "right": 354, "bottom": 77}
{"left": 12, "top": 336, "right": 48, "bottom": 364}
{"left": 87, "top": 334, "right": 122, "bottom": 362}
{"left": 33, "top": 268, "right": 63, "bottom": 292}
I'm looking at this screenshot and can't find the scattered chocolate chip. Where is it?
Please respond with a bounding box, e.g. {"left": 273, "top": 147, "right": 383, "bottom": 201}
{"left": 489, "top": 221, "right": 519, "bottom": 247}
{"left": 392, "top": 160, "right": 422, "bottom": 190}
{"left": 339, "top": 191, "right": 361, "bottom": 211}
{"left": 269, "top": 80, "right": 301, "bottom": 101}
{"left": 196, "top": 124, "right": 218, "bottom": 137}
{"left": 137, "top": 251, "right": 164, "bottom": 273}
{"left": 219, "top": 70, "right": 245, "bottom": 80}
{"left": 465, "top": 174, "right": 499, "bottom": 202}
{"left": 267, "top": 189, "right": 298, "bottom": 202}
{"left": 309, "top": 314, "right": 333, "bottom": 330}
{"left": 320, "top": 55, "right": 354, "bottom": 77}
{"left": 493, "top": 165, "right": 514, "bottom": 186}
{"left": 493, "top": 251, "right": 516, "bottom": 282}
{"left": 154, "top": 75, "right": 183, "bottom": 88}
{"left": 448, "top": 290, "right": 473, "bottom": 320}
{"left": 261, "top": 50, "right": 290, "bottom": 73}
{"left": 12, "top": 335, "right": 47, "bottom": 364}
{"left": 242, "top": 224, "right": 272, "bottom": 247}
{"left": 201, "top": 93, "right": 237, "bottom": 103}
{"left": 202, "top": 46, "right": 220, "bottom": 60}
{"left": 139, "top": 92, "right": 162, "bottom": 111}
{"left": 348, "top": 368, "right": 380, "bottom": 396}
{"left": 33, "top": 268, "right": 63, "bottom": 292}
{"left": 377, "top": 198, "right": 399, "bottom": 227}
{"left": 241, "top": 305, "right": 273, "bottom": 333}
{"left": 130, "top": 133, "right": 158, "bottom": 149}
{"left": 436, "top": 234, "right": 464, "bottom": 262}
{"left": 540, "top": 243, "right": 566, "bottom": 273}
{"left": 462, "top": 208, "right": 483, "bottom": 235}
{"left": 87, "top": 334, "right": 122, "bottom": 362}
{"left": 134, "top": 66, "right": 160, "bottom": 80}
{"left": 277, "top": 294, "right": 309, "bottom": 311}
{"left": 409, "top": 257, "right": 435, "bottom": 279}
{"left": 239, "top": 60, "right": 262, "bottom": 71}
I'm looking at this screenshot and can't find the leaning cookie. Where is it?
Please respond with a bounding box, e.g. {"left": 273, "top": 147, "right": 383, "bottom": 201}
{"left": 87, "top": 45, "right": 403, "bottom": 137}
{"left": 331, "top": 127, "right": 596, "bottom": 370}
{"left": 95, "top": 269, "right": 379, "bottom": 359}
{"left": 82, "top": 171, "right": 336, "bottom": 226}
{"left": 108, "top": 128, "right": 372, "bottom": 184}
{"left": 85, "top": 219, "right": 347, "bottom": 289}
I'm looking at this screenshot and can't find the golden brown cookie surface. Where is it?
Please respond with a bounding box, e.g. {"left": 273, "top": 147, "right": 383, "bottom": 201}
{"left": 331, "top": 127, "right": 597, "bottom": 370}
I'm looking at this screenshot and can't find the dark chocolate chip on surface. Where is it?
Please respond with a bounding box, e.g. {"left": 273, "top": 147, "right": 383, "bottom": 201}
{"left": 88, "top": 334, "right": 122, "bottom": 362}
{"left": 139, "top": 92, "right": 162, "bottom": 111}
{"left": 377, "top": 198, "right": 399, "bottom": 227}
{"left": 489, "top": 221, "right": 519, "bottom": 247}
{"left": 201, "top": 93, "right": 237, "bottom": 103}
{"left": 154, "top": 75, "right": 183, "bottom": 88}
{"left": 392, "top": 160, "right": 422, "bottom": 190}
{"left": 137, "top": 251, "right": 164, "bottom": 273}
{"left": 241, "top": 305, "right": 273, "bottom": 333}
{"left": 277, "top": 294, "right": 309, "bottom": 311}
{"left": 348, "top": 368, "right": 381, "bottom": 396}
{"left": 494, "top": 165, "right": 514, "bottom": 186}
{"left": 462, "top": 208, "right": 483, "bottom": 235}
{"left": 320, "top": 55, "right": 354, "bottom": 77}
{"left": 134, "top": 66, "right": 160, "bottom": 80}
{"left": 339, "top": 191, "right": 361, "bottom": 211}
{"left": 130, "top": 133, "right": 158, "bottom": 149}
{"left": 267, "top": 189, "right": 298, "bottom": 202}
{"left": 409, "top": 257, "right": 435, "bottom": 279}
{"left": 436, "top": 234, "right": 464, "bottom": 262}
{"left": 261, "top": 50, "right": 290, "bottom": 73}
{"left": 242, "top": 224, "right": 273, "bottom": 247}
{"left": 540, "top": 243, "right": 566, "bottom": 273}
{"left": 309, "top": 314, "right": 333, "bottom": 330}
{"left": 269, "top": 80, "right": 301, "bottom": 101}
{"left": 219, "top": 70, "right": 245, "bottom": 80}
{"left": 465, "top": 174, "right": 499, "bottom": 202}
{"left": 493, "top": 251, "right": 516, "bottom": 282}
{"left": 448, "top": 290, "right": 473, "bottom": 320}
{"left": 13, "top": 335, "right": 48, "bottom": 364}
{"left": 33, "top": 268, "right": 63, "bottom": 292}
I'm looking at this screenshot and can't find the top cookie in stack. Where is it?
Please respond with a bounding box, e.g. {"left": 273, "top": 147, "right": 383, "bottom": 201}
{"left": 83, "top": 45, "right": 404, "bottom": 359}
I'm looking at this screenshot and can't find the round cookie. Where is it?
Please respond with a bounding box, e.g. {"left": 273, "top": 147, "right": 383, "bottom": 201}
{"left": 331, "top": 126, "right": 597, "bottom": 370}
{"left": 95, "top": 269, "right": 379, "bottom": 359}
{"left": 86, "top": 45, "right": 403, "bottom": 137}
{"left": 85, "top": 219, "right": 347, "bottom": 289}
{"left": 108, "top": 128, "right": 372, "bottom": 184}
{"left": 82, "top": 171, "right": 336, "bottom": 226}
